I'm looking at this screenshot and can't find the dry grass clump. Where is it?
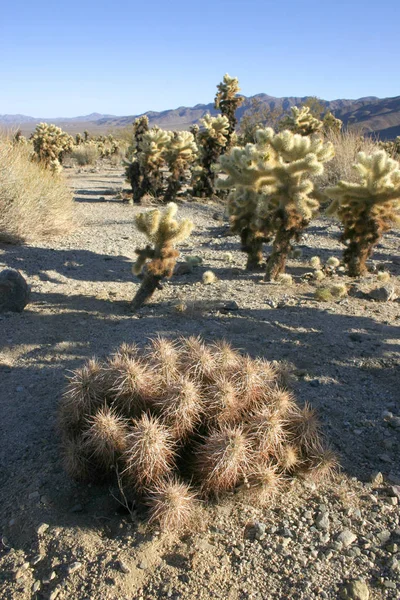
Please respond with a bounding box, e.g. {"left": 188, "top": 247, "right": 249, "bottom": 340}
{"left": 59, "top": 337, "right": 337, "bottom": 530}
{"left": 70, "top": 144, "right": 100, "bottom": 166}
{"left": 0, "top": 137, "right": 75, "bottom": 243}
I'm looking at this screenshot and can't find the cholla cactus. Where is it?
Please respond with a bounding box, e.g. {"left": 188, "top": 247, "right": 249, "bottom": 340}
{"left": 83, "top": 130, "right": 89, "bottom": 142}
{"left": 132, "top": 116, "right": 150, "bottom": 152}
{"left": 214, "top": 74, "right": 244, "bottom": 148}
{"left": 126, "top": 128, "right": 172, "bottom": 203}
{"left": 322, "top": 111, "right": 342, "bottom": 134}
{"left": 326, "top": 150, "right": 400, "bottom": 276}
{"left": 192, "top": 114, "right": 230, "bottom": 197}
{"left": 59, "top": 337, "right": 336, "bottom": 530}
{"left": 30, "top": 123, "right": 74, "bottom": 171}
{"left": 279, "top": 106, "right": 323, "bottom": 136}
{"left": 131, "top": 202, "right": 194, "bottom": 309}
{"left": 75, "top": 133, "right": 84, "bottom": 145}
{"left": 378, "top": 136, "right": 400, "bottom": 159}
{"left": 13, "top": 130, "right": 27, "bottom": 145}
{"left": 218, "top": 128, "right": 334, "bottom": 278}
{"left": 164, "top": 131, "right": 198, "bottom": 202}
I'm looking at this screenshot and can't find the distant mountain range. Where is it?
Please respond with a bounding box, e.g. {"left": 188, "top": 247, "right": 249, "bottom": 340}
{"left": 1, "top": 94, "right": 400, "bottom": 139}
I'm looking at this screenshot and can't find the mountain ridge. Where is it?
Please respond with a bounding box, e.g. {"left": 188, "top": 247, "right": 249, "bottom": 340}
{"left": 1, "top": 94, "right": 399, "bottom": 139}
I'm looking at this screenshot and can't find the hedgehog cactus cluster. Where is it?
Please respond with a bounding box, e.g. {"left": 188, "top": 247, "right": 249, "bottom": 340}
{"left": 326, "top": 150, "right": 400, "bottom": 276}
{"left": 218, "top": 127, "right": 334, "bottom": 278}
{"left": 30, "top": 122, "right": 74, "bottom": 171}
{"left": 59, "top": 336, "right": 336, "bottom": 530}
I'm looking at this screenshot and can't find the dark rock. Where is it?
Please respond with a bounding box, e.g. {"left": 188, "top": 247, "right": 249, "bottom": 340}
{"left": 0, "top": 269, "right": 30, "bottom": 312}
{"left": 368, "top": 285, "right": 397, "bottom": 302}
{"left": 174, "top": 262, "right": 193, "bottom": 276}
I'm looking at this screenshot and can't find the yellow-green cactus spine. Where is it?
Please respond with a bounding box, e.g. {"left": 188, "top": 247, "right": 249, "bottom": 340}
{"left": 279, "top": 106, "right": 323, "bottom": 136}
{"left": 325, "top": 150, "right": 400, "bottom": 276}
{"left": 214, "top": 74, "right": 244, "bottom": 149}
{"left": 131, "top": 203, "right": 194, "bottom": 310}
{"left": 192, "top": 115, "right": 230, "bottom": 198}
{"left": 164, "top": 131, "right": 198, "bottom": 202}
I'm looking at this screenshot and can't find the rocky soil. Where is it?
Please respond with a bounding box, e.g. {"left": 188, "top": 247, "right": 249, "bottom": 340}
{"left": 0, "top": 164, "right": 399, "bottom": 599}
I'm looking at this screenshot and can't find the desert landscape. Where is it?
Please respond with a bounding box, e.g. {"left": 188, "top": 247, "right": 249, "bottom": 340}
{"left": 1, "top": 69, "right": 400, "bottom": 600}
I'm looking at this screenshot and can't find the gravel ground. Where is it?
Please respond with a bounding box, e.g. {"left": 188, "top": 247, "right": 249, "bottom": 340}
{"left": 0, "top": 165, "right": 399, "bottom": 599}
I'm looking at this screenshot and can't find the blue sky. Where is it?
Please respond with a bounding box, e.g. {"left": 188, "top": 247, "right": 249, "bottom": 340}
{"left": 1, "top": 0, "right": 399, "bottom": 117}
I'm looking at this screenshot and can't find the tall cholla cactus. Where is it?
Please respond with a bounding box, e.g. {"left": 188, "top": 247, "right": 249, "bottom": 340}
{"left": 132, "top": 115, "right": 149, "bottom": 152}
{"left": 279, "top": 106, "right": 323, "bottom": 136}
{"left": 164, "top": 131, "right": 198, "bottom": 203}
{"left": 218, "top": 128, "right": 334, "bottom": 278}
{"left": 126, "top": 128, "right": 172, "bottom": 203}
{"left": 325, "top": 150, "right": 400, "bottom": 276}
{"left": 30, "top": 123, "right": 74, "bottom": 171}
{"left": 192, "top": 114, "right": 230, "bottom": 197}
{"left": 131, "top": 202, "right": 194, "bottom": 309}
{"left": 214, "top": 74, "right": 244, "bottom": 149}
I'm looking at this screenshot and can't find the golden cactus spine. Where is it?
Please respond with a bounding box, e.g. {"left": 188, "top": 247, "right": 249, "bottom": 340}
{"left": 326, "top": 150, "right": 400, "bottom": 276}
{"left": 131, "top": 203, "right": 194, "bottom": 309}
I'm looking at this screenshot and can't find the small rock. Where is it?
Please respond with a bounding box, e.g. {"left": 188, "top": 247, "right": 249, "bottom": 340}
{"left": 49, "top": 587, "right": 61, "bottom": 600}
{"left": 337, "top": 530, "right": 357, "bottom": 547}
{"left": 370, "top": 471, "right": 383, "bottom": 486}
{"left": 315, "top": 512, "right": 330, "bottom": 531}
{"left": 221, "top": 301, "right": 239, "bottom": 312}
{"left": 341, "top": 579, "right": 369, "bottom": 600}
{"left": 368, "top": 285, "right": 397, "bottom": 302}
{"left": 32, "top": 581, "right": 41, "bottom": 593}
{"left": 138, "top": 560, "right": 148, "bottom": 570}
{"left": 383, "top": 580, "right": 396, "bottom": 589}
{"left": 389, "top": 485, "right": 400, "bottom": 500}
{"left": 68, "top": 561, "right": 82, "bottom": 574}
{"left": 32, "top": 554, "right": 43, "bottom": 565}
{"left": 174, "top": 262, "right": 193, "bottom": 276}
{"left": 377, "top": 530, "right": 391, "bottom": 544}
{"left": 253, "top": 522, "right": 267, "bottom": 540}
{"left": 0, "top": 269, "right": 30, "bottom": 313}
{"left": 117, "top": 559, "right": 130, "bottom": 574}
{"left": 37, "top": 523, "right": 49, "bottom": 535}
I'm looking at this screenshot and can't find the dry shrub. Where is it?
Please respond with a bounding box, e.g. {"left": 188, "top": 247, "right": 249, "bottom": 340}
{"left": 0, "top": 137, "right": 75, "bottom": 243}
{"left": 70, "top": 144, "right": 100, "bottom": 166}
{"left": 59, "top": 337, "right": 337, "bottom": 531}
{"left": 319, "top": 129, "right": 378, "bottom": 189}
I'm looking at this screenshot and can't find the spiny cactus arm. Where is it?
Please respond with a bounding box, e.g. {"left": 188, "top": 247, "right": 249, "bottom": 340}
{"left": 132, "top": 246, "right": 155, "bottom": 275}
{"left": 217, "top": 144, "right": 276, "bottom": 190}
{"left": 135, "top": 209, "right": 161, "bottom": 237}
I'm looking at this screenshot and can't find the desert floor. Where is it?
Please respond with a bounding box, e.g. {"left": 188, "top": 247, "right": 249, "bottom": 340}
{"left": 0, "top": 164, "right": 399, "bottom": 600}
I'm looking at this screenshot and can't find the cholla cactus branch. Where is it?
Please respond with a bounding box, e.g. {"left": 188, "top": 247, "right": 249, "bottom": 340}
{"left": 326, "top": 150, "right": 400, "bottom": 275}
{"left": 131, "top": 203, "right": 194, "bottom": 310}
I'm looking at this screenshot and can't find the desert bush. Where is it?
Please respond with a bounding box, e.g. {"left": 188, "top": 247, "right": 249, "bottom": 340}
{"left": 131, "top": 202, "right": 194, "bottom": 309}
{"left": 70, "top": 143, "right": 100, "bottom": 166}
{"left": 325, "top": 150, "right": 400, "bottom": 276}
{"left": 0, "top": 138, "right": 75, "bottom": 243}
{"left": 218, "top": 128, "right": 334, "bottom": 279}
{"left": 30, "top": 122, "right": 74, "bottom": 172}
{"left": 59, "top": 336, "right": 337, "bottom": 530}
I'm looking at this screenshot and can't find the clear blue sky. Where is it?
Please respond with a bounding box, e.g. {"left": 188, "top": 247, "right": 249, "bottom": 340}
{"left": 1, "top": 0, "right": 399, "bottom": 117}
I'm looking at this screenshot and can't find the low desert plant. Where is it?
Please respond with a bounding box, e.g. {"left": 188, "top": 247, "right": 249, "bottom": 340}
{"left": 131, "top": 203, "right": 194, "bottom": 309}
{"left": 70, "top": 143, "right": 100, "bottom": 166}
{"left": 0, "top": 137, "right": 75, "bottom": 243}
{"left": 326, "top": 150, "right": 400, "bottom": 276}
{"left": 59, "top": 337, "right": 336, "bottom": 530}
{"left": 202, "top": 270, "right": 217, "bottom": 284}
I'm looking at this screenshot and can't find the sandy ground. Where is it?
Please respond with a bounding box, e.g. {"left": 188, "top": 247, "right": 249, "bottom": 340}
{"left": 0, "top": 164, "right": 399, "bottom": 600}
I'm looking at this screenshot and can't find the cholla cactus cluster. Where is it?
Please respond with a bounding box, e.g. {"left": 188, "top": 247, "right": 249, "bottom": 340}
{"left": 322, "top": 111, "right": 343, "bottom": 134}
{"left": 279, "top": 106, "right": 323, "bottom": 136}
{"left": 214, "top": 74, "right": 244, "bottom": 148}
{"left": 326, "top": 150, "right": 400, "bottom": 276}
{"left": 30, "top": 122, "right": 74, "bottom": 171}
{"left": 218, "top": 128, "right": 334, "bottom": 279}
{"left": 59, "top": 336, "right": 336, "bottom": 530}
{"left": 192, "top": 114, "right": 230, "bottom": 197}
{"left": 126, "top": 126, "right": 197, "bottom": 204}
{"left": 131, "top": 203, "right": 194, "bottom": 309}
{"left": 378, "top": 136, "right": 400, "bottom": 159}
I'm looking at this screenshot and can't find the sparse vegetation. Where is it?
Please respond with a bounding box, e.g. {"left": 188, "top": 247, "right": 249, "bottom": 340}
{"left": 59, "top": 337, "right": 336, "bottom": 530}
{"left": 0, "top": 137, "right": 75, "bottom": 243}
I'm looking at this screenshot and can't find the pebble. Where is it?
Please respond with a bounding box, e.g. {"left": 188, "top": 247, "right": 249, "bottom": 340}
{"left": 31, "top": 554, "right": 43, "bottom": 565}
{"left": 370, "top": 472, "right": 383, "bottom": 486}
{"left": 253, "top": 522, "right": 267, "bottom": 540}
{"left": 37, "top": 523, "right": 49, "bottom": 535}
{"left": 68, "top": 561, "right": 83, "bottom": 574}
{"left": 315, "top": 512, "right": 330, "bottom": 531}
{"left": 341, "top": 579, "right": 370, "bottom": 599}
{"left": 117, "top": 559, "right": 130, "bottom": 574}
{"left": 376, "top": 530, "right": 391, "bottom": 544}
{"left": 49, "top": 587, "right": 61, "bottom": 600}
{"left": 337, "top": 530, "right": 357, "bottom": 547}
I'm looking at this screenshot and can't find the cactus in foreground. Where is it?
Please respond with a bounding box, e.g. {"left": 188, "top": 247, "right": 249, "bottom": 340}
{"left": 164, "top": 131, "right": 198, "bottom": 202}
{"left": 192, "top": 114, "right": 230, "bottom": 197}
{"left": 325, "top": 150, "right": 400, "bottom": 276}
{"left": 30, "top": 123, "right": 74, "bottom": 171}
{"left": 131, "top": 203, "right": 194, "bottom": 309}
{"left": 214, "top": 74, "right": 244, "bottom": 149}
{"left": 59, "top": 336, "right": 337, "bottom": 530}
{"left": 279, "top": 106, "right": 323, "bottom": 136}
